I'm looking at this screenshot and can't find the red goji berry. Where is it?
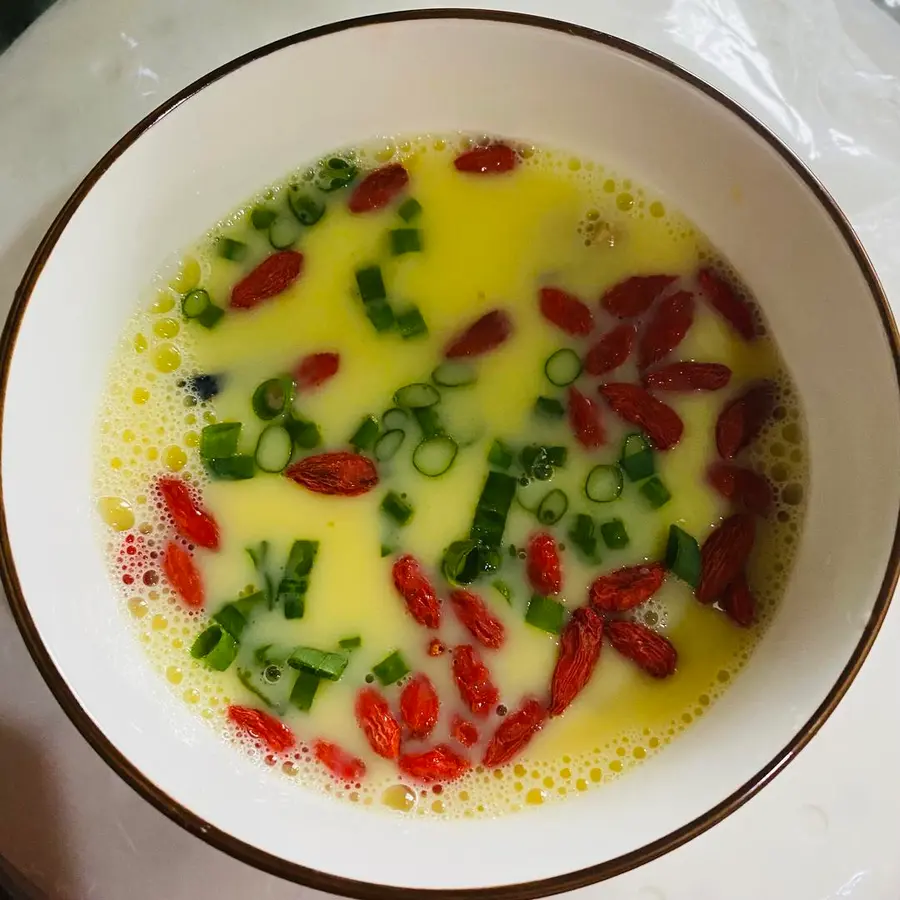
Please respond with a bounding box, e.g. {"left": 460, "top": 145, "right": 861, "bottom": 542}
{"left": 589, "top": 562, "right": 666, "bottom": 612}
{"left": 451, "top": 645, "right": 500, "bottom": 718}
{"left": 538, "top": 287, "right": 594, "bottom": 336}
{"left": 698, "top": 267, "right": 756, "bottom": 340}
{"left": 721, "top": 571, "right": 756, "bottom": 627}
{"left": 482, "top": 697, "right": 546, "bottom": 767}
{"left": 696, "top": 513, "right": 756, "bottom": 604}
{"left": 567, "top": 386, "right": 606, "bottom": 449}
{"left": 293, "top": 351, "right": 340, "bottom": 390}
{"left": 454, "top": 143, "right": 518, "bottom": 174}
{"left": 526, "top": 532, "right": 562, "bottom": 596}
{"left": 599, "top": 382, "right": 683, "bottom": 450}
{"left": 715, "top": 382, "right": 775, "bottom": 459}
{"left": 643, "top": 361, "right": 731, "bottom": 392}
{"left": 314, "top": 740, "right": 367, "bottom": 781}
{"left": 583, "top": 323, "right": 637, "bottom": 376}
{"left": 157, "top": 477, "right": 220, "bottom": 550}
{"left": 707, "top": 462, "right": 773, "bottom": 516}
{"left": 601, "top": 274, "right": 678, "bottom": 318}
{"left": 392, "top": 555, "right": 441, "bottom": 629}
{"left": 348, "top": 163, "right": 409, "bottom": 213}
{"left": 606, "top": 621, "right": 677, "bottom": 678}
{"left": 355, "top": 687, "right": 401, "bottom": 760}
{"left": 449, "top": 590, "right": 506, "bottom": 650}
{"left": 398, "top": 744, "right": 471, "bottom": 783}
{"left": 227, "top": 705, "right": 296, "bottom": 753}
{"left": 450, "top": 714, "right": 479, "bottom": 748}
{"left": 162, "top": 541, "right": 204, "bottom": 609}
{"left": 399, "top": 673, "right": 440, "bottom": 739}
{"left": 444, "top": 309, "right": 513, "bottom": 359}
{"left": 550, "top": 607, "right": 604, "bottom": 717}
{"left": 284, "top": 451, "right": 378, "bottom": 497}
{"left": 638, "top": 290, "right": 695, "bottom": 369}
{"left": 230, "top": 250, "right": 303, "bottom": 310}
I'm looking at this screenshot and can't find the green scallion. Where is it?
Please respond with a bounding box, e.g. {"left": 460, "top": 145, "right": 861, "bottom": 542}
{"left": 254, "top": 424, "right": 293, "bottom": 473}
{"left": 568, "top": 513, "right": 599, "bottom": 560}
{"left": 213, "top": 591, "right": 265, "bottom": 641}
{"left": 398, "top": 197, "right": 422, "bottom": 222}
{"left": 355, "top": 265, "right": 386, "bottom": 303}
{"left": 665, "top": 524, "right": 701, "bottom": 586}
{"left": 396, "top": 305, "right": 428, "bottom": 339}
{"left": 412, "top": 406, "right": 442, "bottom": 440}
{"left": 190, "top": 624, "right": 238, "bottom": 671}
{"left": 469, "top": 471, "right": 517, "bottom": 551}
{"left": 207, "top": 455, "right": 255, "bottom": 480}
{"left": 288, "top": 646, "right": 349, "bottom": 681}
{"left": 278, "top": 540, "right": 318, "bottom": 619}
{"left": 315, "top": 156, "right": 358, "bottom": 192}
{"left": 487, "top": 439, "right": 514, "bottom": 470}
{"left": 381, "top": 408, "right": 408, "bottom": 431}
{"left": 182, "top": 288, "right": 211, "bottom": 319}
{"left": 285, "top": 415, "right": 321, "bottom": 450}
{"left": 432, "top": 360, "right": 476, "bottom": 388}
{"left": 365, "top": 299, "right": 395, "bottom": 332}
{"left": 217, "top": 237, "right": 247, "bottom": 261}
{"left": 534, "top": 396, "right": 565, "bottom": 419}
{"left": 338, "top": 636, "right": 362, "bottom": 651}
{"left": 349, "top": 415, "right": 380, "bottom": 451}
{"left": 585, "top": 464, "right": 624, "bottom": 503}
{"left": 287, "top": 186, "right": 326, "bottom": 225}
{"left": 372, "top": 650, "right": 410, "bottom": 686}
{"left": 600, "top": 518, "right": 630, "bottom": 549}
{"left": 381, "top": 491, "right": 414, "bottom": 525}
{"left": 390, "top": 228, "right": 422, "bottom": 255}
{"left": 544, "top": 348, "right": 582, "bottom": 387}
{"left": 525, "top": 594, "right": 567, "bottom": 634}
{"left": 268, "top": 216, "right": 301, "bottom": 250}
{"left": 374, "top": 428, "right": 405, "bottom": 462}
{"left": 290, "top": 670, "right": 320, "bottom": 712}
{"left": 620, "top": 432, "right": 655, "bottom": 482}
{"left": 250, "top": 207, "right": 277, "bottom": 230}
{"left": 394, "top": 382, "right": 440, "bottom": 409}
{"left": 252, "top": 376, "right": 294, "bottom": 421}
{"left": 200, "top": 422, "right": 241, "bottom": 461}
{"left": 537, "top": 488, "right": 568, "bottom": 525}
{"left": 413, "top": 436, "right": 458, "bottom": 477}
{"left": 492, "top": 579, "right": 513, "bottom": 605}
{"left": 640, "top": 476, "right": 671, "bottom": 509}
{"left": 441, "top": 539, "right": 484, "bottom": 586}
{"left": 196, "top": 304, "right": 225, "bottom": 329}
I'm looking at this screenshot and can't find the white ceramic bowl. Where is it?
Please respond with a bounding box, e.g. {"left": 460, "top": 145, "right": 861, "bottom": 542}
{"left": 2, "top": 11, "right": 900, "bottom": 898}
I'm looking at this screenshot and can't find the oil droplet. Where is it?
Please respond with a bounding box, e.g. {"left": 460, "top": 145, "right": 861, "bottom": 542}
{"left": 681, "top": 712, "right": 693, "bottom": 724}
{"left": 649, "top": 200, "right": 666, "bottom": 218}
{"left": 110, "top": 457, "right": 123, "bottom": 470}
{"left": 513, "top": 764, "right": 526, "bottom": 777}
{"left": 783, "top": 482, "right": 804, "bottom": 505}
{"left": 147, "top": 447, "right": 158, "bottom": 461}
{"left": 151, "top": 614, "right": 168, "bottom": 632}
{"left": 134, "top": 333, "right": 148, "bottom": 353}
{"left": 602, "top": 178, "right": 616, "bottom": 193}
{"left": 183, "top": 688, "right": 200, "bottom": 704}
{"left": 132, "top": 387, "right": 150, "bottom": 406}
{"left": 633, "top": 746, "right": 647, "bottom": 760}
{"left": 431, "top": 799, "right": 445, "bottom": 814}
{"left": 151, "top": 292, "right": 175, "bottom": 314}
{"left": 127, "top": 597, "right": 148, "bottom": 618}
{"left": 590, "top": 767, "right": 603, "bottom": 782}
{"left": 432, "top": 138, "right": 446, "bottom": 151}
{"left": 567, "top": 157, "right": 582, "bottom": 171}
{"left": 543, "top": 776, "right": 554, "bottom": 789}
{"left": 616, "top": 192, "right": 634, "bottom": 211}
{"left": 153, "top": 343, "right": 181, "bottom": 373}
{"left": 782, "top": 422, "right": 802, "bottom": 444}
{"left": 282, "top": 761, "right": 299, "bottom": 777}
{"left": 184, "top": 431, "right": 200, "bottom": 448}
{"left": 97, "top": 496, "right": 135, "bottom": 531}
{"left": 771, "top": 462, "right": 789, "bottom": 483}
{"left": 717, "top": 669, "right": 731, "bottom": 683}
{"left": 560, "top": 767, "right": 571, "bottom": 780}
{"left": 699, "top": 694, "right": 711, "bottom": 706}
{"left": 166, "top": 666, "right": 183, "bottom": 685}
{"left": 122, "top": 429, "right": 135, "bottom": 443}
{"left": 170, "top": 256, "right": 201, "bottom": 293}
{"left": 153, "top": 318, "right": 180, "bottom": 339}
{"left": 525, "top": 788, "right": 546, "bottom": 806}
{"left": 575, "top": 778, "right": 588, "bottom": 792}
{"left": 609, "top": 760, "right": 623, "bottom": 773}
{"left": 513, "top": 781, "right": 523, "bottom": 792}
{"left": 649, "top": 737, "right": 660, "bottom": 749}
{"left": 164, "top": 445, "right": 188, "bottom": 471}
{"left": 382, "top": 784, "right": 416, "bottom": 812}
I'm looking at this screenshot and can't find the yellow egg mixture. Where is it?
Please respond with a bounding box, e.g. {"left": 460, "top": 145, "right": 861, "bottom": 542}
{"left": 94, "top": 136, "right": 807, "bottom": 818}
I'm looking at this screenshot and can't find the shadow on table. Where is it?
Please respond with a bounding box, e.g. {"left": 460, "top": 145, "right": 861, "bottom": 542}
{"left": 0, "top": 1, "right": 57, "bottom": 54}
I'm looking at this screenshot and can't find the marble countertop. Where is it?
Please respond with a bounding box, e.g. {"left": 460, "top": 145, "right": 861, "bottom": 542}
{"left": 2, "top": 1, "right": 900, "bottom": 898}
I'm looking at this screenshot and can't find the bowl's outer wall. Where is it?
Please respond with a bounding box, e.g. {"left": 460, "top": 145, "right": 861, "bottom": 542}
{"left": 2, "top": 11, "right": 899, "bottom": 898}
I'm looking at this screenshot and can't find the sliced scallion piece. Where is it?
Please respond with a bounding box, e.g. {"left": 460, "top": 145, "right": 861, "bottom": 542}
{"left": 544, "top": 348, "right": 582, "bottom": 387}
{"left": 620, "top": 432, "right": 655, "bottom": 482}
{"left": 413, "top": 436, "right": 458, "bottom": 477}
{"left": 290, "top": 670, "right": 320, "bottom": 712}
{"left": 287, "top": 186, "right": 325, "bottom": 225}
{"left": 374, "top": 429, "right": 405, "bottom": 462}
{"left": 641, "top": 477, "right": 671, "bottom": 509}
{"left": 432, "top": 360, "right": 476, "bottom": 388}
{"left": 338, "top": 636, "right": 362, "bottom": 651}
{"left": 537, "top": 488, "right": 568, "bottom": 525}
{"left": 255, "top": 424, "right": 293, "bottom": 473}
{"left": 182, "top": 288, "right": 211, "bottom": 319}
{"left": 601, "top": 518, "right": 629, "bottom": 549}
{"left": 568, "top": 513, "right": 599, "bottom": 560}
{"left": 285, "top": 415, "right": 321, "bottom": 450}
{"left": 545, "top": 446, "right": 568, "bottom": 467}
{"left": 381, "top": 407, "right": 408, "bottom": 432}
{"left": 252, "top": 376, "right": 294, "bottom": 421}
{"left": 585, "top": 464, "right": 623, "bottom": 503}
{"left": 197, "top": 304, "right": 225, "bottom": 329}
{"left": 381, "top": 490, "right": 413, "bottom": 525}
{"left": 268, "top": 216, "right": 301, "bottom": 250}
{"left": 200, "top": 422, "right": 241, "bottom": 461}
{"left": 487, "top": 439, "right": 514, "bottom": 470}
{"left": 365, "top": 299, "right": 395, "bottom": 332}
{"left": 390, "top": 228, "right": 422, "bottom": 255}
{"left": 396, "top": 306, "right": 428, "bottom": 340}
{"left": 251, "top": 207, "right": 277, "bottom": 230}
{"left": 372, "top": 650, "right": 410, "bottom": 686}
{"left": 492, "top": 579, "right": 513, "bottom": 605}
{"left": 217, "top": 237, "right": 247, "bottom": 261}
{"left": 349, "top": 415, "right": 379, "bottom": 451}
{"left": 380, "top": 544, "right": 395, "bottom": 558}
{"left": 442, "top": 539, "right": 483, "bottom": 586}
{"left": 246, "top": 541, "right": 275, "bottom": 608}
{"left": 534, "top": 396, "right": 565, "bottom": 419}
{"left": 666, "top": 525, "right": 700, "bottom": 586}
{"left": 278, "top": 540, "right": 318, "bottom": 619}
{"left": 207, "top": 455, "right": 255, "bottom": 480}
{"left": 315, "top": 156, "right": 357, "bottom": 192}
{"left": 525, "top": 594, "right": 566, "bottom": 635}
{"left": 394, "top": 382, "right": 440, "bottom": 409}
{"left": 398, "top": 197, "right": 422, "bottom": 222}
{"left": 470, "top": 471, "right": 517, "bottom": 550}
{"left": 515, "top": 477, "right": 546, "bottom": 513}
{"left": 356, "top": 265, "right": 386, "bottom": 303}
{"left": 213, "top": 591, "right": 265, "bottom": 641}
{"left": 190, "top": 624, "right": 238, "bottom": 671}
{"left": 288, "top": 646, "right": 349, "bottom": 681}
{"left": 412, "top": 406, "right": 442, "bottom": 439}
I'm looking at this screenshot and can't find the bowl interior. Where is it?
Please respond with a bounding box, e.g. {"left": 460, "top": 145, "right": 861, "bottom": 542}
{"left": 3, "top": 13, "right": 899, "bottom": 895}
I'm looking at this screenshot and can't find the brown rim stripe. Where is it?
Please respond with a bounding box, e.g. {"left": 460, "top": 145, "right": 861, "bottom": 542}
{"left": 1, "top": 9, "right": 898, "bottom": 899}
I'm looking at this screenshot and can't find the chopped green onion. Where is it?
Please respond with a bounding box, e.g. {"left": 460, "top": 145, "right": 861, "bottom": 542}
{"left": 372, "top": 650, "right": 410, "bottom": 686}
{"left": 585, "top": 464, "right": 624, "bottom": 503}
{"left": 197, "top": 304, "right": 225, "bottom": 329}
{"left": 381, "top": 491, "right": 413, "bottom": 525}
{"left": 600, "top": 518, "right": 630, "bottom": 550}
{"left": 182, "top": 288, "right": 211, "bottom": 319}
{"left": 525, "top": 595, "right": 567, "bottom": 634}
{"left": 213, "top": 591, "right": 265, "bottom": 640}
{"left": 288, "top": 646, "right": 349, "bottom": 681}
{"left": 381, "top": 408, "right": 408, "bottom": 431}
{"left": 396, "top": 306, "right": 428, "bottom": 339}
{"left": 412, "top": 406, "right": 442, "bottom": 439}
{"left": 315, "top": 156, "right": 357, "bottom": 192}
{"left": 285, "top": 415, "right": 321, "bottom": 450}
{"left": 278, "top": 540, "right": 318, "bottom": 619}
{"left": 217, "top": 237, "right": 247, "bottom": 261}
{"left": 349, "top": 415, "right": 379, "bottom": 451}
{"left": 515, "top": 478, "right": 546, "bottom": 513}
{"left": 534, "top": 396, "right": 566, "bottom": 419}
{"left": 470, "top": 471, "right": 517, "bottom": 550}
{"left": 394, "top": 382, "right": 440, "bottom": 409}
{"left": 413, "top": 436, "right": 458, "bottom": 477}
{"left": 620, "top": 433, "right": 655, "bottom": 482}
{"left": 207, "top": 455, "right": 255, "bottom": 480}
{"left": 338, "top": 636, "right": 362, "bottom": 650}
{"left": 545, "top": 446, "right": 568, "bottom": 467}
{"left": 442, "top": 539, "right": 484, "bottom": 585}
{"left": 487, "top": 439, "right": 514, "bottom": 470}
{"left": 544, "top": 348, "right": 582, "bottom": 387}
{"left": 236, "top": 668, "right": 277, "bottom": 710}
{"left": 380, "top": 544, "right": 395, "bottom": 558}
{"left": 365, "top": 299, "right": 395, "bottom": 332}
{"left": 398, "top": 197, "right": 422, "bottom": 222}
{"left": 537, "top": 488, "right": 568, "bottom": 525}
{"left": 355, "top": 265, "right": 386, "bottom": 303}
{"left": 432, "top": 360, "right": 476, "bottom": 388}
{"left": 287, "top": 186, "right": 325, "bottom": 225}
{"left": 666, "top": 524, "right": 701, "bottom": 587}
{"left": 268, "top": 216, "right": 301, "bottom": 250}
{"left": 246, "top": 541, "right": 275, "bottom": 607}
{"left": 250, "top": 207, "right": 277, "bottom": 230}
{"left": 252, "top": 376, "right": 293, "bottom": 421}
{"left": 200, "top": 422, "right": 241, "bottom": 461}
{"left": 374, "top": 428, "right": 405, "bottom": 462}
{"left": 492, "top": 579, "right": 513, "bottom": 605}
{"left": 521, "top": 445, "right": 567, "bottom": 480}
{"left": 390, "top": 228, "right": 422, "bottom": 255}
{"left": 255, "top": 424, "right": 293, "bottom": 473}
{"left": 568, "top": 513, "right": 599, "bottom": 559}
{"left": 290, "top": 670, "right": 320, "bottom": 712}
{"left": 640, "top": 476, "right": 671, "bottom": 509}
{"left": 190, "top": 624, "right": 238, "bottom": 671}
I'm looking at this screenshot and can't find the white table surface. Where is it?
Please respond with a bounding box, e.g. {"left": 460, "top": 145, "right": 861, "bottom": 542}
{"left": 1, "top": 1, "right": 900, "bottom": 898}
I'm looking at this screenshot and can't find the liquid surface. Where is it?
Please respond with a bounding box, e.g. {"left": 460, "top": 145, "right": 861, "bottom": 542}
{"left": 94, "top": 135, "right": 807, "bottom": 818}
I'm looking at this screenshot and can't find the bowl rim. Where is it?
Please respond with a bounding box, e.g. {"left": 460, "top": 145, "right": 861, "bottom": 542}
{"left": 2, "top": 8, "right": 899, "bottom": 898}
